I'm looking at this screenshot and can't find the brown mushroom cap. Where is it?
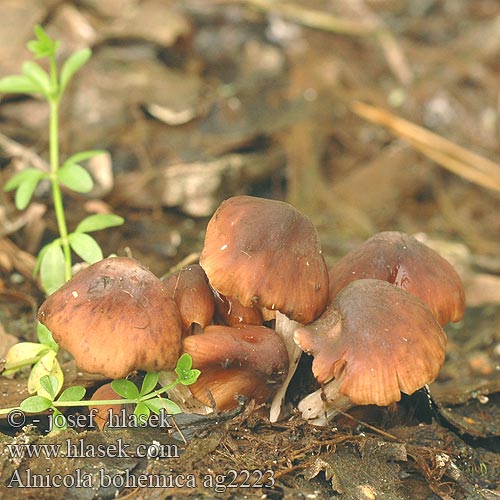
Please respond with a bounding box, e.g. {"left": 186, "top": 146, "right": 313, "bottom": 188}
{"left": 328, "top": 231, "right": 465, "bottom": 325}
{"left": 90, "top": 383, "right": 123, "bottom": 430}
{"left": 162, "top": 264, "right": 215, "bottom": 335}
{"left": 212, "top": 290, "right": 263, "bottom": 327}
{"left": 199, "top": 195, "right": 329, "bottom": 324}
{"left": 38, "top": 257, "right": 182, "bottom": 379}
{"left": 183, "top": 324, "right": 289, "bottom": 409}
{"left": 295, "top": 279, "right": 447, "bottom": 406}
{"left": 188, "top": 367, "right": 275, "bottom": 410}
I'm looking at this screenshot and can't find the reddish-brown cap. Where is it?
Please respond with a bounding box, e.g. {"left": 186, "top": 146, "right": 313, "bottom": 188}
{"left": 295, "top": 279, "right": 447, "bottom": 406}
{"left": 212, "top": 290, "right": 263, "bottom": 327}
{"left": 183, "top": 324, "right": 289, "bottom": 409}
{"left": 188, "top": 367, "right": 275, "bottom": 410}
{"left": 199, "top": 195, "right": 329, "bottom": 324}
{"left": 328, "top": 231, "right": 465, "bottom": 325}
{"left": 38, "top": 257, "right": 182, "bottom": 379}
{"left": 90, "top": 383, "right": 123, "bottom": 430}
{"left": 162, "top": 264, "right": 215, "bottom": 335}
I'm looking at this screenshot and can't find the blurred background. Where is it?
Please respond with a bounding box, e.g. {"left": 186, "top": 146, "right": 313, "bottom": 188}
{"left": 1, "top": 0, "right": 499, "bottom": 277}
{"left": 1, "top": 1, "right": 500, "bottom": 496}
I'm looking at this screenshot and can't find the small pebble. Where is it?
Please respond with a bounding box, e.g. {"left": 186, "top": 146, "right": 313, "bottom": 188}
{"left": 468, "top": 352, "right": 495, "bottom": 376}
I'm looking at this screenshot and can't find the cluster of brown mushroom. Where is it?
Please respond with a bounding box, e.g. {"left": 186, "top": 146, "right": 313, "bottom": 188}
{"left": 37, "top": 195, "right": 465, "bottom": 424}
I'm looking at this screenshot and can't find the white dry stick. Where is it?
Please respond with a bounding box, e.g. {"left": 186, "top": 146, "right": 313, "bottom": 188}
{"left": 269, "top": 311, "right": 303, "bottom": 422}
{"left": 297, "top": 376, "right": 353, "bottom": 426}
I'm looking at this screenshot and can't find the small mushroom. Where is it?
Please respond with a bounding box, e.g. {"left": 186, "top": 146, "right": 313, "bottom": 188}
{"left": 183, "top": 324, "right": 289, "bottom": 410}
{"left": 162, "top": 264, "right": 215, "bottom": 336}
{"left": 89, "top": 383, "right": 123, "bottom": 430}
{"left": 328, "top": 231, "right": 465, "bottom": 325}
{"left": 199, "top": 195, "right": 329, "bottom": 323}
{"left": 212, "top": 290, "right": 263, "bottom": 327}
{"left": 199, "top": 195, "right": 329, "bottom": 420}
{"left": 295, "top": 279, "right": 447, "bottom": 424}
{"left": 38, "top": 257, "right": 182, "bottom": 379}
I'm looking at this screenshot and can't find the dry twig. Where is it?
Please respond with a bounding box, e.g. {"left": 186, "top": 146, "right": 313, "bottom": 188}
{"left": 350, "top": 100, "right": 500, "bottom": 193}
{"left": 0, "top": 132, "right": 49, "bottom": 172}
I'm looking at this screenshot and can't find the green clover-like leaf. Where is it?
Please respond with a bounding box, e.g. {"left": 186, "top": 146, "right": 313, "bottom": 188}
{"left": 57, "top": 386, "right": 86, "bottom": 403}
{"left": 28, "top": 350, "right": 63, "bottom": 398}
{"left": 57, "top": 163, "right": 94, "bottom": 193}
{"left": 27, "top": 25, "right": 59, "bottom": 59}
{"left": 4, "top": 168, "right": 46, "bottom": 210}
{"left": 145, "top": 397, "right": 181, "bottom": 415}
{"left": 36, "top": 322, "right": 59, "bottom": 351}
{"left": 14, "top": 173, "right": 45, "bottom": 210}
{"left": 75, "top": 214, "right": 124, "bottom": 233}
{"left": 176, "top": 353, "right": 193, "bottom": 372}
{"left": 140, "top": 372, "right": 159, "bottom": 396}
{"left": 0, "top": 75, "right": 43, "bottom": 95}
{"left": 33, "top": 240, "right": 57, "bottom": 279}
{"left": 49, "top": 408, "right": 67, "bottom": 433}
{"left": 20, "top": 395, "right": 52, "bottom": 413}
{"left": 39, "top": 374, "right": 59, "bottom": 400}
{"left": 68, "top": 232, "right": 103, "bottom": 264}
{"left": 178, "top": 369, "right": 201, "bottom": 386}
{"left": 2, "top": 342, "right": 50, "bottom": 376}
{"left": 40, "top": 242, "right": 66, "bottom": 294}
{"left": 133, "top": 402, "right": 151, "bottom": 424}
{"left": 4, "top": 168, "right": 44, "bottom": 191}
{"left": 175, "top": 353, "right": 200, "bottom": 385}
{"left": 22, "top": 61, "right": 51, "bottom": 96}
{"left": 111, "top": 379, "right": 140, "bottom": 400}
{"left": 63, "top": 149, "right": 107, "bottom": 168}
{"left": 60, "top": 49, "right": 91, "bottom": 94}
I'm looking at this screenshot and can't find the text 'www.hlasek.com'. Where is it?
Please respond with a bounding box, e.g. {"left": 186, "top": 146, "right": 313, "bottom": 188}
{"left": 4, "top": 408, "right": 275, "bottom": 494}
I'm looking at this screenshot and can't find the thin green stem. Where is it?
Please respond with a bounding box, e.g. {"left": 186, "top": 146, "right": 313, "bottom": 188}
{"left": 140, "top": 379, "right": 180, "bottom": 401}
{"left": 49, "top": 101, "right": 71, "bottom": 281}
{"left": 55, "top": 398, "right": 136, "bottom": 408}
{"left": 55, "top": 378, "right": 181, "bottom": 408}
{"left": 0, "top": 377, "right": 183, "bottom": 416}
{"left": 48, "top": 55, "right": 72, "bottom": 282}
{"left": 2, "top": 351, "right": 50, "bottom": 376}
{"left": 0, "top": 398, "right": 145, "bottom": 415}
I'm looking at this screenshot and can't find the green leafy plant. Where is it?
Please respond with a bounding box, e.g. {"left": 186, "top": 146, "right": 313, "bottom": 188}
{"left": 0, "top": 27, "right": 198, "bottom": 438}
{"left": 0, "top": 25, "right": 124, "bottom": 295}
{"left": 0, "top": 354, "right": 201, "bottom": 433}
{"left": 3, "top": 322, "right": 60, "bottom": 386}
{"left": 0, "top": 26, "right": 125, "bottom": 402}
{"left": 2, "top": 322, "right": 61, "bottom": 390}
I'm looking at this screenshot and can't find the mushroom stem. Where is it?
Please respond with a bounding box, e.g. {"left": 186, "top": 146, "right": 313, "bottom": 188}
{"left": 297, "top": 376, "right": 354, "bottom": 426}
{"left": 269, "top": 311, "right": 303, "bottom": 422}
